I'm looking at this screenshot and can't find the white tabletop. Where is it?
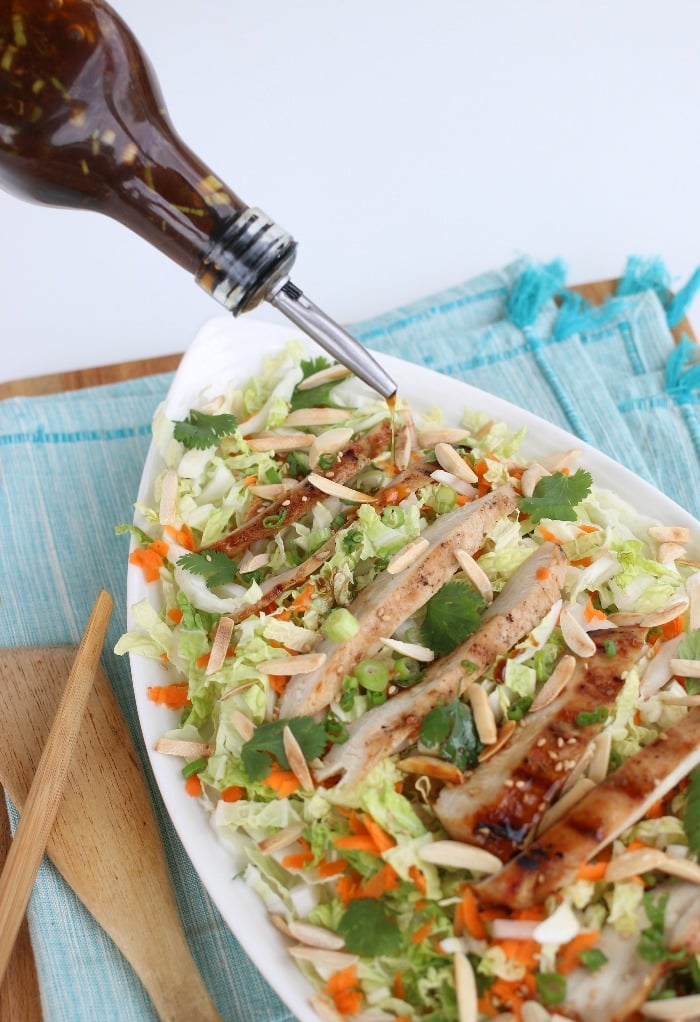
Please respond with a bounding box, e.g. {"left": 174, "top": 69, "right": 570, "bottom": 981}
{"left": 1, "top": 0, "right": 699, "bottom": 384}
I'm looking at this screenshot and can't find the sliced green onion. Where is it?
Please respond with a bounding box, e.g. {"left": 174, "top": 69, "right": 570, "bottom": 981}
{"left": 434, "top": 484, "right": 457, "bottom": 514}
{"left": 366, "top": 689, "right": 388, "bottom": 707}
{"left": 181, "top": 756, "right": 208, "bottom": 779}
{"left": 393, "top": 656, "right": 422, "bottom": 686}
{"left": 322, "top": 608, "right": 360, "bottom": 643}
{"left": 265, "top": 465, "right": 282, "bottom": 483}
{"left": 576, "top": 706, "right": 609, "bottom": 727}
{"left": 604, "top": 639, "right": 617, "bottom": 657}
{"left": 507, "top": 696, "right": 533, "bottom": 721}
{"left": 324, "top": 711, "right": 349, "bottom": 744}
{"left": 354, "top": 659, "right": 389, "bottom": 692}
{"left": 535, "top": 972, "right": 566, "bottom": 1006}
{"left": 263, "top": 508, "right": 287, "bottom": 529}
{"left": 382, "top": 506, "right": 405, "bottom": 528}
{"left": 342, "top": 529, "right": 364, "bottom": 554}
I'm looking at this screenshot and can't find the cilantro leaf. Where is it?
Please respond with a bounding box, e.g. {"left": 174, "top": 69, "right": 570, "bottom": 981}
{"left": 684, "top": 766, "right": 700, "bottom": 855}
{"left": 419, "top": 699, "right": 483, "bottom": 770}
{"left": 337, "top": 899, "right": 402, "bottom": 957}
{"left": 241, "top": 717, "right": 327, "bottom": 782}
{"left": 638, "top": 893, "right": 685, "bottom": 964}
{"left": 172, "top": 409, "right": 238, "bottom": 450}
{"left": 519, "top": 469, "right": 593, "bottom": 524}
{"left": 177, "top": 551, "right": 238, "bottom": 589}
{"left": 290, "top": 358, "right": 346, "bottom": 411}
{"left": 420, "top": 580, "right": 485, "bottom": 656}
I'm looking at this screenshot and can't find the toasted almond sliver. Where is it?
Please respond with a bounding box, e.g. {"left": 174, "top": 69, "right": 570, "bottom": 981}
{"left": 454, "top": 548, "right": 493, "bottom": 603}
{"left": 309, "top": 427, "right": 355, "bottom": 469}
{"left": 229, "top": 708, "right": 255, "bottom": 742}
{"left": 539, "top": 448, "right": 582, "bottom": 473}
{"left": 159, "top": 467, "right": 178, "bottom": 525}
{"left": 296, "top": 364, "right": 352, "bottom": 390}
{"left": 435, "top": 442, "right": 478, "bottom": 484}
{"left": 258, "top": 822, "right": 306, "bottom": 854}
{"left": 247, "top": 432, "right": 314, "bottom": 452}
{"left": 521, "top": 999, "right": 554, "bottom": 1022}
{"left": 309, "top": 994, "right": 345, "bottom": 1022}
{"left": 605, "top": 847, "right": 666, "bottom": 882}
{"left": 398, "top": 755, "right": 463, "bottom": 784}
{"left": 419, "top": 840, "right": 503, "bottom": 874}
{"left": 283, "top": 725, "right": 314, "bottom": 790}
{"left": 287, "top": 920, "right": 345, "bottom": 950}
{"left": 418, "top": 427, "right": 469, "bottom": 447}
{"left": 269, "top": 913, "right": 293, "bottom": 938}
{"left": 658, "top": 693, "right": 700, "bottom": 706}
{"left": 530, "top": 655, "right": 576, "bottom": 712}
{"left": 469, "top": 685, "right": 497, "bottom": 744}
{"left": 491, "top": 919, "right": 539, "bottom": 942}
{"left": 689, "top": 572, "right": 700, "bottom": 631}
{"left": 561, "top": 741, "right": 596, "bottom": 794}
{"left": 670, "top": 658, "right": 700, "bottom": 678}
{"left": 386, "top": 536, "right": 430, "bottom": 574}
{"left": 586, "top": 729, "right": 612, "bottom": 784}
{"left": 641, "top": 994, "right": 700, "bottom": 1020}
{"left": 248, "top": 481, "right": 298, "bottom": 500}
{"left": 658, "top": 542, "right": 687, "bottom": 564}
{"left": 478, "top": 719, "right": 516, "bottom": 762}
{"left": 154, "top": 738, "right": 213, "bottom": 758}
{"left": 257, "top": 652, "right": 327, "bottom": 676}
{"left": 220, "top": 678, "right": 262, "bottom": 700}
{"left": 430, "top": 468, "right": 476, "bottom": 498}
{"left": 609, "top": 598, "right": 690, "bottom": 628}
{"left": 520, "top": 463, "right": 550, "bottom": 499}
{"left": 454, "top": 951, "right": 478, "bottom": 1022}
{"left": 381, "top": 635, "right": 435, "bottom": 662}
{"left": 394, "top": 422, "right": 413, "bottom": 472}
{"left": 205, "top": 615, "right": 235, "bottom": 675}
{"left": 288, "top": 946, "right": 358, "bottom": 972}
{"left": 306, "top": 472, "right": 376, "bottom": 503}
{"left": 534, "top": 778, "right": 596, "bottom": 836}
{"left": 283, "top": 408, "right": 351, "bottom": 427}
{"left": 649, "top": 525, "right": 691, "bottom": 544}
{"left": 560, "top": 605, "right": 596, "bottom": 658}
{"left": 237, "top": 550, "right": 270, "bottom": 573}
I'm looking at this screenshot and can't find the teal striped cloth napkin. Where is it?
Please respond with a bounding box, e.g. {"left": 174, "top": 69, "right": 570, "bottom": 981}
{"left": 0, "top": 257, "right": 698, "bottom": 1022}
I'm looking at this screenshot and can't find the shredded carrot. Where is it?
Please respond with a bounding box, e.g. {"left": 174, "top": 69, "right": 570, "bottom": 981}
{"left": 289, "top": 582, "right": 315, "bottom": 612}
{"left": 164, "top": 523, "right": 195, "bottom": 550}
{"left": 571, "top": 556, "right": 593, "bottom": 567}
{"left": 326, "top": 965, "right": 362, "bottom": 1015}
{"left": 393, "top": 971, "right": 405, "bottom": 1000}
{"left": 557, "top": 931, "right": 601, "bottom": 975}
{"left": 185, "top": 774, "right": 202, "bottom": 797}
{"left": 583, "top": 596, "right": 606, "bottom": 623}
{"left": 147, "top": 683, "right": 190, "bottom": 710}
{"left": 456, "top": 886, "right": 487, "bottom": 940}
{"left": 268, "top": 674, "right": 288, "bottom": 695}
{"left": 411, "top": 921, "right": 433, "bottom": 944}
{"left": 317, "top": 858, "right": 348, "bottom": 878}
{"left": 220, "top": 785, "right": 244, "bottom": 803}
{"left": 281, "top": 851, "right": 314, "bottom": 870}
{"left": 662, "top": 613, "right": 685, "bottom": 640}
{"left": 626, "top": 839, "right": 651, "bottom": 853}
{"left": 335, "top": 873, "right": 361, "bottom": 905}
{"left": 383, "top": 483, "right": 410, "bottom": 506}
{"left": 536, "top": 567, "right": 550, "bottom": 581}
{"left": 358, "top": 863, "right": 400, "bottom": 899}
{"left": 166, "top": 607, "right": 184, "bottom": 624}
{"left": 333, "top": 835, "right": 380, "bottom": 854}
{"left": 129, "top": 540, "right": 169, "bottom": 582}
{"left": 645, "top": 798, "right": 665, "bottom": 819}
{"left": 262, "top": 765, "right": 300, "bottom": 798}
{"left": 456, "top": 494, "right": 470, "bottom": 506}
{"left": 578, "top": 524, "right": 599, "bottom": 534}
{"left": 408, "top": 864, "right": 427, "bottom": 896}
{"left": 243, "top": 474, "right": 258, "bottom": 486}
{"left": 361, "top": 813, "right": 395, "bottom": 852}
{"left": 575, "top": 861, "right": 608, "bottom": 881}
{"left": 537, "top": 525, "right": 562, "bottom": 544}
{"left": 196, "top": 652, "right": 210, "bottom": 669}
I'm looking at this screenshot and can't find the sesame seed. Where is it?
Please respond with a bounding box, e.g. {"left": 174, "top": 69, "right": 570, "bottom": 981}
{"left": 555, "top": 762, "right": 564, "bottom": 772}
{"left": 557, "top": 737, "right": 565, "bottom": 748}
{"left": 282, "top": 499, "right": 291, "bottom": 506}
{"left": 504, "top": 779, "right": 515, "bottom": 787}
{"left": 515, "top": 780, "right": 526, "bottom": 789}
{"left": 537, "top": 737, "right": 547, "bottom": 747}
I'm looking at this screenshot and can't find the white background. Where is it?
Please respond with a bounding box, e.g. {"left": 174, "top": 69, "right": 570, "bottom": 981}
{"left": 2, "top": 0, "right": 699, "bottom": 383}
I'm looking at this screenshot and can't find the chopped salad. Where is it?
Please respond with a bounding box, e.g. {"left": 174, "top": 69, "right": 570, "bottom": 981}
{"left": 117, "top": 342, "right": 700, "bottom": 1022}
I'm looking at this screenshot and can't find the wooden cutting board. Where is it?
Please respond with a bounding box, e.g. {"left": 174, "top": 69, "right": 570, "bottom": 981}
{"left": 0, "top": 647, "right": 221, "bottom": 1022}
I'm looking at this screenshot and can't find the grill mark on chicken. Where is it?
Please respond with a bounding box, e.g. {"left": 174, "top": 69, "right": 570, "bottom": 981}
{"left": 435, "top": 628, "right": 646, "bottom": 859}
{"left": 225, "top": 459, "right": 435, "bottom": 626}
{"left": 477, "top": 704, "right": 700, "bottom": 907}
{"left": 204, "top": 419, "right": 392, "bottom": 559}
{"left": 316, "top": 542, "right": 566, "bottom": 786}
{"left": 278, "top": 485, "right": 519, "bottom": 719}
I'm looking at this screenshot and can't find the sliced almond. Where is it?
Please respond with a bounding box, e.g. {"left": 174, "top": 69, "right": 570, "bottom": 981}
{"left": 609, "top": 598, "right": 689, "bottom": 628}
{"left": 259, "top": 822, "right": 306, "bottom": 854}
{"left": 419, "top": 840, "right": 503, "bottom": 874}
{"left": 205, "top": 615, "right": 235, "bottom": 675}
{"left": 469, "top": 685, "right": 498, "bottom": 744}
{"left": 430, "top": 469, "right": 477, "bottom": 498}
{"left": 296, "top": 364, "right": 352, "bottom": 390}
{"left": 530, "top": 655, "right": 576, "bottom": 712}
{"left": 658, "top": 542, "right": 686, "bottom": 565}
{"left": 658, "top": 693, "right": 700, "bottom": 706}
{"left": 520, "top": 463, "right": 551, "bottom": 499}
{"left": 435, "top": 443, "right": 478, "bottom": 484}
{"left": 478, "top": 719, "right": 516, "bottom": 762}
{"left": 398, "top": 755, "right": 463, "bottom": 784}
{"left": 283, "top": 408, "right": 351, "bottom": 427}
{"left": 561, "top": 741, "right": 596, "bottom": 794}
{"left": 248, "top": 481, "right": 298, "bottom": 500}
{"left": 269, "top": 912, "right": 293, "bottom": 938}
{"left": 689, "top": 572, "right": 700, "bottom": 631}
{"left": 454, "top": 548, "right": 493, "bottom": 603}
{"left": 307, "top": 472, "right": 376, "bottom": 503}
{"left": 309, "top": 994, "right": 345, "bottom": 1022}
{"left": 154, "top": 738, "right": 213, "bottom": 758}
{"left": 560, "top": 604, "right": 596, "bottom": 658}
{"left": 283, "top": 724, "right": 314, "bottom": 790}
{"left": 309, "top": 427, "right": 355, "bottom": 470}
{"left": 539, "top": 448, "right": 582, "bottom": 473}
{"left": 534, "top": 778, "right": 596, "bottom": 836}
{"left": 386, "top": 536, "right": 430, "bottom": 574}
{"left": 670, "top": 658, "right": 700, "bottom": 678}
{"left": 247, "top": 432, "right": 314, "bottom": 452}
{"left": 641, "top": 994, "right": 700, "bottom": 1019}
{"left": 418, "top": 427, "right": 469, "bottom": 447}
{"left": 649, "top": 525, "right": 691, "bottom": 544}
{"left": 229, "top": 708, "right": 255, "bottom": 742}
{"left": 454, "top": 951, "right": 478, "bottom": 1022}
{"left": 257, "top": 652, "right": 327, "bottom": 676}
{"left": 381, "top": 636, "right": 435, "bottom": 662}
{"left": 521, "top": 1000, "right": 553, "bottom": 1022}
{"left": 586, "top": 730, "right": 612, "bottom": 784}
{"left": 394, "top": 422, "right": 414, "bottom": 472}
{"left": 159, "top": 467, "right": 178, "bottom": 525}
{"left": 491, "top": 918, "right": 539, "bottom": 941}
{"left": 237, "top": 550, "right": 270, "bottom": 573}
{"left": 604, "top": 846, "right": 700, "bottom": 886}
{"left": 287, "top": 920, "right": 345, "bottom": 950}
{"left": 288, "top": 946, "right": 358, "bottom": 972}
{"left": 220, "top": 678, "right": 263, "bottom": 700}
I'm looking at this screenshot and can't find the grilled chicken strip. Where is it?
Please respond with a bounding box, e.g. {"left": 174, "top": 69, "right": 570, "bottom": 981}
{"left": 316, "top": 542, "right": 566, "bottom": 787}
{"left": 477, "top": 704, "right": 700, "bottom": 907}
{"left": 435, "top": 627, "right": 646, "bottom": 860}
{"left": 563, "top": 881, "right": 700, "bottom": 1022}
{"left": 278, "top": 484, "right": 518, "bottom": 719}
{"left": 227, "top": 459, "right": 434, "bottom": 625}
{"left": 206, "top": 419, "right": 392, "bottom": 559}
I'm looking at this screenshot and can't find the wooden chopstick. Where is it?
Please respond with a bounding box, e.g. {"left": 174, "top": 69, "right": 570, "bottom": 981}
{"left": 0, "top": 591, "right": 113, "bottom": 984}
